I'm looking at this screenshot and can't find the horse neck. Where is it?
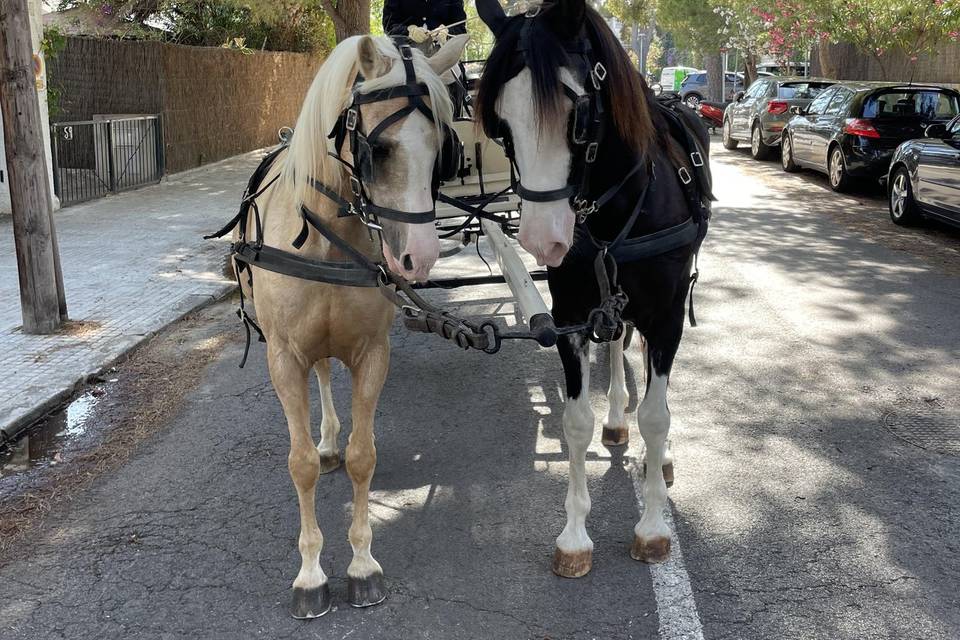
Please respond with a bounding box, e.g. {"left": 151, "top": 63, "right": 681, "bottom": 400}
{"left": 584, "top": 119, "right": 688, "bottom": 239}
{"left": 263, "top": 162, "right": 375, "bottom": 259}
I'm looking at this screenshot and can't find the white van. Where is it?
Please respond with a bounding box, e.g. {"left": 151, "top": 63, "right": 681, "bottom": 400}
{"left": 659, "top": 66, "right": 699, "bottom": 93}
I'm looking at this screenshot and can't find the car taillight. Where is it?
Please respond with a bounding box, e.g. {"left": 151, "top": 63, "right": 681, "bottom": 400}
{"left": 767, "top": 100, "right": 789, "bottom": 115}
{"left": 843, "top": 118, "right": 880, "bottom": 139}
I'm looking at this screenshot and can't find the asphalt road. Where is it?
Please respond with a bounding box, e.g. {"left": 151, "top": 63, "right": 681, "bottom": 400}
{"left": 2, "top": 140, "right": 959, "bottom": 640}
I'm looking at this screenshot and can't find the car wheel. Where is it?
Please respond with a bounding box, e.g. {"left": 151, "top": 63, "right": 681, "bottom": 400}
{"left": 684, "top": 93, "right": 702, "bottom": 109}
{"left": 889, "top": 167, "right": 920, "bottom": 226}
{"left": 828, "top": 146, "right": 852, "bottom": 192}
{"left": 750, "top": 123, "right": 772, "bottom": 160}
{"left": 781, "top": 133, "right": 800, "bottom": 172}
{"left": 722, "top": 118, "right": 738, "bottom": 150}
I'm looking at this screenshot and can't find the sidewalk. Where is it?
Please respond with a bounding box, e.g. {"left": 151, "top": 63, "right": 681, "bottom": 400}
{"left": 0, "top": 151, "right": 263, "bottom": 440}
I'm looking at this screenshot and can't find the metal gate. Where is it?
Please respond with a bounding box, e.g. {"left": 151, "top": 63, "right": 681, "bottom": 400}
{"left": 51, "top": 115, "right": 164, "bottom": 206}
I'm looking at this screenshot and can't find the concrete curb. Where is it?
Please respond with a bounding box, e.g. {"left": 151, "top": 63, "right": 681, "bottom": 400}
{"left": 0, "top": 283, "right": 237, "bottom": 445}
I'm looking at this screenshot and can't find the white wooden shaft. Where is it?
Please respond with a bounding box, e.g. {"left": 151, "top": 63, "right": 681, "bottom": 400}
{"left": 481, "top": 219, "right": 550, "bottom": 325}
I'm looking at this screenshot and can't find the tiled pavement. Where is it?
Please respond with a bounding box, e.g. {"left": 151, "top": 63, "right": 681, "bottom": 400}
{"left": 0, "top": 151, "right": 263, "bottom": 439}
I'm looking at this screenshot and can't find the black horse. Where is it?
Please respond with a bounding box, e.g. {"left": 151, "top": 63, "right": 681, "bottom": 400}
{"left": 475, "top": 0, "right": 712, "bottom": 575}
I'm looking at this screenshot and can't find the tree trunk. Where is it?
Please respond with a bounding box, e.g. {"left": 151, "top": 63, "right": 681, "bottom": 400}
{"left": 324, "top": 0, "right": 371, "bottom": 42}
{"left": 703, "top": 52, "right": 723, "bottom": 101}
{"left": 0, "top": 0, "right": 66, "bottom": 333}
{"left": 743, "top": 51, "right": 759, "bottom": 87}
{"left": 818, "top": 42, "right": 838, "bottom": 79}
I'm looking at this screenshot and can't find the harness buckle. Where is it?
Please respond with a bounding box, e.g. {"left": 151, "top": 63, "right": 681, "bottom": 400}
{"left": 678, "top": 167, "right": 693, "bottom": 185}
{"left": 585, "top": 142, "right": 599, "bottom": 164}
{"left": 525, "top": 5, "right": 541, "bottom": 17}
{"left": 345, "top": 108, "right": 359, "bottom": 132}
{"left": 591, "top": 62, "right": 608, "bottom": 90}
{"left": 350, "top": 175, "right": 363, "bottom": 198}
{"left": 690, "top": 151, "right": 704, "bottom": 167}
{"left": 399, "top": 44, "right": 414, "bottom": 60}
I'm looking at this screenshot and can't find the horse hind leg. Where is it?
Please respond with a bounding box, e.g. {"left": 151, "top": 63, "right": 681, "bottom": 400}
{"left": 268, "top": 347, "right": 331, "bottom": 619}
{"left": 633, "top": 334, "right": 674, "bottom": 486}
{"left": 632, "top": 343, "right": 677, "bottom": 564}
{"left": 601, "top": 335, "right": 630, "bottom": 446}
{"left": 553, "top": 334, "right": 596, "bottom": 578}
{"left": 344, "top": 342, "right": 390, "bottom": 607}
{"left": 314, "top": 359, "right": 342, "bottom": 474}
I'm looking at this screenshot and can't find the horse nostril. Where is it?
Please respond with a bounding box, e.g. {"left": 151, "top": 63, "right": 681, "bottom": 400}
{"left": 402, "top": 254, "right": 414, "bottom": 271}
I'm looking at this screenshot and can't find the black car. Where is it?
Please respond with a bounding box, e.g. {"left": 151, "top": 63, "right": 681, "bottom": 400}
{"left": 887, "top": 115, "right": 960, "bottom": 228}
{"left": 780, "top": 82, "right": 960, "bottom": 191}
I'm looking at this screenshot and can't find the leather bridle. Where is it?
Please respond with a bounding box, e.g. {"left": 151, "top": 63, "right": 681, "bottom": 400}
{"left": 328, "top": 41, "right": 461, "bottom": 229}
{"left": 489, "top": 12, "right": 610, "bottom": 223}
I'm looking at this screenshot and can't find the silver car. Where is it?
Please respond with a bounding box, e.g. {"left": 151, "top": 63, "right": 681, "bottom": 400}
{"left": 722, "top": 77, "right": 837, "bottom": 159}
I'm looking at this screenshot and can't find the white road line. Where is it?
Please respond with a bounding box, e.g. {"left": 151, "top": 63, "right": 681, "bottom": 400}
{"left": 629, "top": 458, "right": 705, "bottom": 640}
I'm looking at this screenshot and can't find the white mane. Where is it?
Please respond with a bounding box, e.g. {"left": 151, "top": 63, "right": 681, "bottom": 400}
{"left": 281, "top": 35, "right": 454, "bottom": 208}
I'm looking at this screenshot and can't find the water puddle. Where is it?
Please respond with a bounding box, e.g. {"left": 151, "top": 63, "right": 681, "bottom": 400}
{"left": 0, "top": 391, "right": 102, "bottom": 478}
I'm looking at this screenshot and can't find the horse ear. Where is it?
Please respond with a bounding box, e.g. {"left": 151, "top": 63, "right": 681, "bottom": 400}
{"left": 546, "top": 0, "right": 587, "bottom": 38}
{"left": 476, "top": 0, "right": 508, "bottom": 36}
{"left": 357, "top": 36, "right": 391, "bottom": 79}
{"left": 428, "top": 34, "right": 470, "bottom": 76}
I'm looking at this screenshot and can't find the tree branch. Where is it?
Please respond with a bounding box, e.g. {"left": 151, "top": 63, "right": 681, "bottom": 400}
{"left": 319, "top": 0, "right": 348, "bottom": 34}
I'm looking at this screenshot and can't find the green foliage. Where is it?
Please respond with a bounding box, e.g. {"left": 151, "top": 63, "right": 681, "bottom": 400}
{"left": 656, "top": 0, "right": 725, "bottom": 53}
{"left": 600, "top": 0, "right": 653, "bottom": 25}
{"left": 41, "top": 26, "right": 68, "bottom": 118}
{"left": 815, "top": 0, "right": 960, "bottom": 61}
{"left": 645, "top": 31, "right": 664, "bottom": 77}
{"left": 56, "top": 1, "right": 335, "bottom": 53}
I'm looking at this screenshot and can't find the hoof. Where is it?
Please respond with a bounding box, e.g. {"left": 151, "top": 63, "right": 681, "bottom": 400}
{"left": 630, "top": 535, "right": 671, "bottom": 564}
{"left": 290, "top": 584, "right": 332, "bottom": 619}
{"left": 642, "top": 462, "right": 675, "bottom": 488}
{"left": 602, "top": 426, "right": 629, "bottom": 447}
{"left": 317, "top": 452, "right": 342, "bottom": 475}
{"left": 348, "top": 573, "right": 387, "bottom": 608}
{"left": 552, "top": 547, "right": 592, "bottom": 578}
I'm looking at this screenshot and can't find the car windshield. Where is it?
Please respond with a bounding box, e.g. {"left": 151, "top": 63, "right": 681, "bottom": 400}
{"left": 862, "top": 90, "right": 960, "bottom": 119}
{"left": 778, "top": 82, "right": 833, "bottom": 99}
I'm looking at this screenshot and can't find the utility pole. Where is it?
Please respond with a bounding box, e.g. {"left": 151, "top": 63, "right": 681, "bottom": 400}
{"left": 0, "top": 0, "right": 67, "bottom": 334}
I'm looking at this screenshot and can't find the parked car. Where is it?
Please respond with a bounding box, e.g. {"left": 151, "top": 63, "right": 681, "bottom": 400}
{"left": 723, "top": 76, "right": 837, "bottom": 160}
{"left": 781, "top": 82, "right": 960, "bottom": 191}
{"left": 886, "top": 114, "right": 960, "bottom": 228}
{"left": 679, "top": 71, "right": 744, "bottom": 107}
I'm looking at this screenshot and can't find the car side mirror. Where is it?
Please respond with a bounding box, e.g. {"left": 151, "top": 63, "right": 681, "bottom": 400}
{"left": 925, "top": 123, "right": 947, "bottom": 138}
{"left": 735, "top": 91, "right": 745, "bottom": 102}
{"left": 789, "top": 105, "right": 807, "bottom": 116}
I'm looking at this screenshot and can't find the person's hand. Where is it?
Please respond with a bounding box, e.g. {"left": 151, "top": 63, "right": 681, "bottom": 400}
{"left": 433, "top": 24, "right": 450, "bottom": 44}
{"left": 408, "top": 24, "right": 429, "bottom": 43}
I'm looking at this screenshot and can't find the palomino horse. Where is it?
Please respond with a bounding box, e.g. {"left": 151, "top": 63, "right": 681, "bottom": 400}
{"left": 476, "top": 0, "right": 711, "bottom": 575}
{"left": 237, "top": 34, "right": 467, "bottom": 618}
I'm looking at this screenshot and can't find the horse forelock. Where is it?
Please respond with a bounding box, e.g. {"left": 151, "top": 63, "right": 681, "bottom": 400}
{"left": 476, "top": 7, "right": 655, "bottom": 157}
{"left": 281, "top": 35, "right": 453, "bottom": 210}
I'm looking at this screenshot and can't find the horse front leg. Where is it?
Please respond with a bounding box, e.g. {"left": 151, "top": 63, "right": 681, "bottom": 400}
{"left": 601, "top": 334, "right": 630, "bottom": 446}
{"left": 268, "top": 346, "right": 331, "bottom": 619}
{"left": 553, "top": 333, "right": 596, "bottom": 578}
{"left": 632, "top": 339, "right": 678, "bottom": 564}
{"left": 314, "top": 359, "right": 342, "bottom": 474}
{"left": 344, "top": 341, "right": 389, "bottom": 607}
